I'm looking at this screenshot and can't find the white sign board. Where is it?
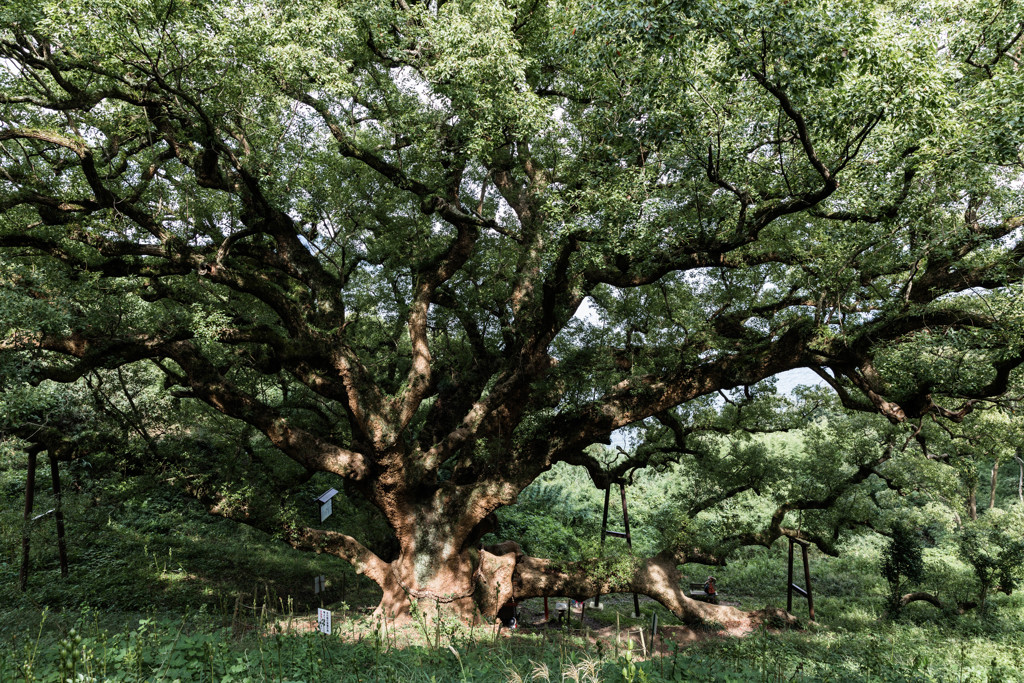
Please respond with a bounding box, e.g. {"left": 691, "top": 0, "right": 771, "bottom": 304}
{"left": 317, "top": 608, "right": 332, "bottom": 635}
{"left": 317, "top": 488, "right": 338, "bottom": 523}
{"left": 314, "top": 575, "right": 326, "bottom": 594}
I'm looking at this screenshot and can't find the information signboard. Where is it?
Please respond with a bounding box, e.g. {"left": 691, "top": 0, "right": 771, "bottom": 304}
{"left": 317, "top": 608, "right": 332, "bottom": 635}
{"left": 316, "top": 489, "right": 338, "bottom": 523}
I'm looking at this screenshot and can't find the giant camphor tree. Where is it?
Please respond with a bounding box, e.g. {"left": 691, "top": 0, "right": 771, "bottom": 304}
{"left": 2, "top": 0, "right": 1024, "bottom": 624}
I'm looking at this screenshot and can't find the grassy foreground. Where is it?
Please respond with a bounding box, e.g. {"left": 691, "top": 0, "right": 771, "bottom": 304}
{"left": 2, "top": 466, "right": 1023, "bottom": 681}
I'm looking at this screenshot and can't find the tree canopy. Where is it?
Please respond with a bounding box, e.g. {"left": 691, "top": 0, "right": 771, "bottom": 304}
{"left": 2, "top": 0, "right": 1024, "bottom": 622}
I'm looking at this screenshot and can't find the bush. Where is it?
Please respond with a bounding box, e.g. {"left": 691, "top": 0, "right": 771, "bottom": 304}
{"left": 957, "top": 506, "right": 1024, "bottom": 614}
{"left": 880, "top": 522, "right": 924, "bottom": 617}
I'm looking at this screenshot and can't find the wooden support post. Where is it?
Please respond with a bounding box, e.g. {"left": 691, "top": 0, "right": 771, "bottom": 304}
{"left": 802, "top": 541, "right": 814, "bottom": 621}
{"left": 593, "top": 486, "right": 613, "bottom": 609}
{"left": 787, "top": 537, "right": 814, "bottom": 620}
{"left": 620, "top": 483, "right": 641, "bottom": 618}
{"left": 600, "top": 485, "right": 612, "bottom": 544}
{"left": 20, "top": 448, "right": 39, "bottom": 592}
{"left": 1016, "top": 451, "right": 1024, "bottom": 503}
{"left": 619, "top": 483, "right": 633, "bottom": 550}
{"left": 593, "top": 481, "right": 640, "bottom": 615}
{"left": 48, "top": 451, "right": 69, "bottom": 577}
{"left": 786, "top": 537, "right": 794, "bottom": 614}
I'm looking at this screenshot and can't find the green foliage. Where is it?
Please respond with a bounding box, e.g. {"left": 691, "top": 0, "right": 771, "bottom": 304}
{"left": 0, "top": 613, "right": 768, "bottom": 683}
{"left": 1, "top": 0, "right": 1024, "bottom": 628}
{"left": 2, "top": 0, "right": 1024, "bottom": 646}
{"left": 957, "top": 505, "right": 1024, "bottom": 614}
{"left": 492, "top": 464, "right": 601, "bottom": 560}
{"left": 880, "top": 522, "right": 925, "bottom": 617}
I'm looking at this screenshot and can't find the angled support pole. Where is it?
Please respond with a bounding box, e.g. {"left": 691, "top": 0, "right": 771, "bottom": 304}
{"left": 48, "top": 450, "right": 69, "bottom": 577}
{"left": 19, "top": 447, "right": 39, "bottom": 592}
{"left": 19, "top": 442, "right": 71, "bottom": 591}
{"left": 787, "top": 537, "right": 814, "bottom": 621}
{"left": 592, "top": 481, "right": 641, "bottom": 617}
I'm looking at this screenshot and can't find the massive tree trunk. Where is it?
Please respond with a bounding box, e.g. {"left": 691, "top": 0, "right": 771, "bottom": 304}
{"left": 292, "top": 483, "right": 747, "bottom": 625}
{"left": 371, "top": 498, "right": 499, "bottom": 622}
{"left": 362, "top": 539, "right": 746, "bottom": 626}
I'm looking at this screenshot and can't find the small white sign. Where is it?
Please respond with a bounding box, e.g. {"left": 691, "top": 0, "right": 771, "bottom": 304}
{"left": 314, "top": 575, "right": 326, "bottom": 594}
{"left": 317, "top": 489, "right": 338, "bottom": 523}
{"left": 317, "top": 608, "right": 332, "bottom": 635}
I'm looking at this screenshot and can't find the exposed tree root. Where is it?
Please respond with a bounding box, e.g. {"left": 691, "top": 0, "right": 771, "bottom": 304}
{"left": 900, "top": 592, "right": 978, "bottom": 614}
{"left": 506, "top": 545, "right": 754, "bottom": 627}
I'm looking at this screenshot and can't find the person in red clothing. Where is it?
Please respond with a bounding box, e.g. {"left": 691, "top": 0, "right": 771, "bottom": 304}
{"left": 703, "top": 576, "right": 718, "bottom": 605}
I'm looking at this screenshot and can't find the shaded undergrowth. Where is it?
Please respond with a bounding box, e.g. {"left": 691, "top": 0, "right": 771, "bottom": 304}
{"left": 3, "top": 457, "right": 1024, "bottom": 681}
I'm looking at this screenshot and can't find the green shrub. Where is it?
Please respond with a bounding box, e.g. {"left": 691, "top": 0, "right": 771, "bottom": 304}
{"left": 957, "top": 506, "right": 1024, "bottom": 614}
{"left": 880, "top": 522, "right": 924, "bottom": 617}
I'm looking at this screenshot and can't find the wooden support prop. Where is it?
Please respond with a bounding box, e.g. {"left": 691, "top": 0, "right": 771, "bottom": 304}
{"left": 786, "top": 538, "right": 794, "bottom": 613}
{"left": 20, "top": 448, "right": 39, "bottom": 592}
{"left": 20, "top": 446, "right": 72, "bottom": 590}
{"left": 592, "top": 481, "right": 641, "bottom": 617}
{"left": 786, "top": 537, "right": 815, "bottom": 620}
{"left": 49, "top": 451, "right": 68, "bottom": 577}
{"left": 803, "top": 539, "right": 815, "bottom": 620}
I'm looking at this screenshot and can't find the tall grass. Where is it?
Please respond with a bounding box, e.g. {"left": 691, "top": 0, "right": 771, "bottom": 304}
{"left": 0, "top": 605, "right": 770, "bottom": 683}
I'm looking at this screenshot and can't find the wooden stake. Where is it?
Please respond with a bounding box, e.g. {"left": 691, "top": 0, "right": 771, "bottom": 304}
{"left": 786, "top": 537, "right": 794, "bottom": 614}
{"left": 802, "top": 542, "right": 815, "bottom": 621}
{"left": 620, "top": 483, "right": 641, "bottom": 618}
{"left": 593, "top": 486, "right": 612, "bottom": 609}
{"left": 19, "top": 448, "right": 39, "bottom": 592}
{"left": 49, "top": 451, "right": 68, "bottom": 577}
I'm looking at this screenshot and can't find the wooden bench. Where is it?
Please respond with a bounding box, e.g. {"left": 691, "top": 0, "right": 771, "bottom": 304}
{"left": 689, "top": 583, "right": 719, "bottom": 602}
